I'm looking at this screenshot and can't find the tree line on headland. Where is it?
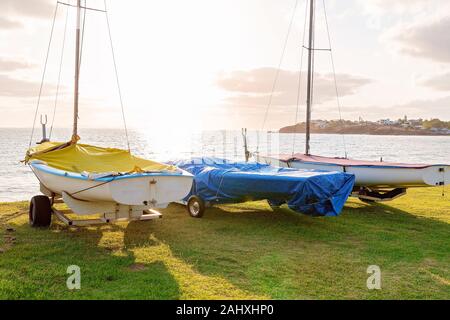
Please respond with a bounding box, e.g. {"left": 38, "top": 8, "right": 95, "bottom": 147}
{"left": 279, "top": 117, "right": 450, "bottom": 135}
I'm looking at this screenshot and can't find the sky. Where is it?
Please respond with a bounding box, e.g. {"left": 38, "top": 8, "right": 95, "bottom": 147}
{"left": 1, "top": 0, "right": 450, "bottom": 131}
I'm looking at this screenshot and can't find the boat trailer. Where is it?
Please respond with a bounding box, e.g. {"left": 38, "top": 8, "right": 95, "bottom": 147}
{"left": 29, "top": 184, "right": 162, "bottom": 228}
{"left": 352, "top": 187, "right": 407, "bottom": 202}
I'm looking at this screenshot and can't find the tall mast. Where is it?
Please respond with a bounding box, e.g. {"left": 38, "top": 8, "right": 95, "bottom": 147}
{"left": 305, "top": 0, "right": 315, "bottom": 155}
{"left": 72, "top": 0, "right": 81, "bottom": 140}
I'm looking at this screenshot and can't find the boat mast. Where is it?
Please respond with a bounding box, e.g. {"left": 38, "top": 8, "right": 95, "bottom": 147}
{"left": 72, "top": 0, "right": 81, "bottom": 141}
{"left": 305, "top": 0, "right": 315, "bottom": 155}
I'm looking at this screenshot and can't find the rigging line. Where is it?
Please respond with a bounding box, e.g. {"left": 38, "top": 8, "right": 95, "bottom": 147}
{"left": 261, "top": 0, "right": 299, "bottom": 132}
{"left": 79, "top": 0, "right": 87, "bottom": 74}
{"left": 322, "top": 0, "right": 347, "bottom": 158}
{"left": 304, "top": 0, "right": 314, "bottom": 155}
{"left": 70, "top": 176, "right": 117, "bottom": 196}
{"left": 72, "top": 0, "right": 87, "bottom": 126}
{"left": 29, "top": 3, "right": 59, "bottom": 148}
{"left": 305, "top": 0, "right": 315, "bottom": 155}
{"left": 104, "top": 0, "right": 131, "bottom": 152}
{"left": 292, "top": 0, "right": 309, "bottom": 155}
{"left": 50, "top": 3, "right": 70, "bottom": 140}
{"left": 57, "top": 1, "right": 106, "bottom": 12}
{"left": 310, "top": 0, "right": 315, "bottom": 114}
{"left": 302, "top": 45, "right": 331, "bottom": 51}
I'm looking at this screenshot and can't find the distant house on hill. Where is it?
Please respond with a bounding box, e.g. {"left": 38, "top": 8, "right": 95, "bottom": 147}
{"left": 431, "top": 128, "right": 450, "bottom": 134}
{"left": 409, "top": 119, "right": 423, "bottom": 127}
{"left": 377, "top": 119, "right": 395, "bottom": 126}
{"left": 311, "top": 120, "right": 328, "bottom": 128}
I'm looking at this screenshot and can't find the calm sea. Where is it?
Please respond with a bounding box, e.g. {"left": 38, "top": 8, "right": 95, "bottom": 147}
{"left": 1, "top": 128, "right": 449, "bottom": 202}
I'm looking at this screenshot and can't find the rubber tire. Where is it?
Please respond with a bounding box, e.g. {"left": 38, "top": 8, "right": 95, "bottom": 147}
{"left": 187, "top": 196, "right": 205, "bottom": 218}
{"left": 29, "top": 195, "right": 52, "bottom": 228}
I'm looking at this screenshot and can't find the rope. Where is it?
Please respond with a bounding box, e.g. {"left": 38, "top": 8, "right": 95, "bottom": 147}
{"left": 50, "top": 3, "right": 70, "bottom": 140}
{"left": 104, "top": 0, "right": 131, "bottom": 152}
{"left": 214, "top": 169, "right": 234, "bottom": 201}
{"left": 70, "top": 176, "right": 117, "bottom": 196}
{"left": 261, "top": 0, "right": 299, "bottom": 131}
{"left": 0, "top": 211, "right": 27, "bottom": 224}
{"left": 322, "top": 0, "right": 347, "bottom": 158}
{"left": 292, "top": 0, "right": 309, "bottom": 155}
{"left": 29, "top": 3, "right": 59, "bottom": 148}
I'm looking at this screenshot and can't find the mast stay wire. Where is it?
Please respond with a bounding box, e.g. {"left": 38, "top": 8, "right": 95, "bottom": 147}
{"left": 50, "top": 0, "right": 87, "bottom": 140}
{"left": 32, "top": 0, "right": 130, "bottom": 152}
{"left": 79, "top": 0, "right": 87, "bottom": 72}
{"left": 310, "top": 0, "right": 315, "bottom": 135}
{"left": 104, "top": 0, "right": 131, "bottom": 152}
{"left": 73, "top": 0, "right": 87, "bottom": 132}
{"left": 49, "top": 3, "right": 70, "bottom": 140}
{"left": 322, "top": 0, "right": 347, "bottom": 158}
{"left": 260, "top": 0, "right": 300, "bottom": 133}
{"left": 292, "top": 0, "right": 309, "bottom": 155}
{"left": 29, "top": 3, "right": 59, "bottom": 148}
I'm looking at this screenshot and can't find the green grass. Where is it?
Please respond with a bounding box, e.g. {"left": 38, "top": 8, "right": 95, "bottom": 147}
{"left": 0, "top": 187, "right": 449, "bottom": 299}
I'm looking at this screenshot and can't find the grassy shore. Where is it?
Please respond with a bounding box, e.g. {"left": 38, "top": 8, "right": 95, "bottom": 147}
{"left": 0, "top": 187, "right": 449, "bottom": 299}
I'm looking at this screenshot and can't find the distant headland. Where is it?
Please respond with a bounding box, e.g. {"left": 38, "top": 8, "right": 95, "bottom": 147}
{"left": 279, "top": 117, "right": 450, "bottom": 136}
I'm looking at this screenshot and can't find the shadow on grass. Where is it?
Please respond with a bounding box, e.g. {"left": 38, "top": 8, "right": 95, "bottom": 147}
{"left": 145, "top": 201, "right": 450, "bottom": 299}
{"left": 2, "top": 198, "right": 449, "bottom": 299}
{"left": 0, "top": 217, "right": 180, "bottom": 299}
{"left": 71, "top": 222, "right": 181, "bottom": 299}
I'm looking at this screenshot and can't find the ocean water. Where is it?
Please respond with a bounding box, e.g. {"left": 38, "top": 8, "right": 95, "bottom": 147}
{"left": 1, "top": 127, "right": 449, "bottom": 202}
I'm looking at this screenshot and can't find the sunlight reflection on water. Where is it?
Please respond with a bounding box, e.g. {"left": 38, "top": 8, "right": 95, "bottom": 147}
{"left": 1, "top": 128, "right": 449, "bottom": 202}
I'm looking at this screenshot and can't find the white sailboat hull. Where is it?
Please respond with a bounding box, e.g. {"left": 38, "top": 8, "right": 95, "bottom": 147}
{"left": 256, "top": 155, "right": 449, "bottom": 188}
{"left": 30, "top": 162, "right": 193, "bottom": 208}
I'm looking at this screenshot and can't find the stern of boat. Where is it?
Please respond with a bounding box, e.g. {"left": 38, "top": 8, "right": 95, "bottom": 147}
{"left": 108, "top": 171, "right": 194, "bottom": 207}
{"left": 422, "top": 165, "right": 450, "bottom": 187}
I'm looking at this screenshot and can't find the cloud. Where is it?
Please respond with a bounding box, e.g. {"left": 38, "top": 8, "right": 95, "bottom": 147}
{"left": 0, "top": 16, "right": 22, "bottom": 29}
{"left": 216, "top": 67, "right": 372, "bottom": 108}
{"left": 394, "top": 96, "right": 450, "bottom": 119}
{"left": 360, "top": 0, "right": 426, "bottom": 13}
{"left": 0, "top": 0, "right": 54, "bottom": 19}
{"left": 357, "top": 0, "right": 431, "bottom": 29}
{"left": 0, "top": 74, "right": 55, "bottom": 97}
{"left": 0, "top": 0, "right": 54, "bottom": 30}
{"left": 417, "top": 72, "right": 450, "bottom": 91}
{"left": 388, "top": 16, "right": 450, "bottom": 63}
{"left": 334, "top": 96, "right": 450, "bottom": 121}
{"left": 0, "top": 58, "right": 34, "bottom": 71}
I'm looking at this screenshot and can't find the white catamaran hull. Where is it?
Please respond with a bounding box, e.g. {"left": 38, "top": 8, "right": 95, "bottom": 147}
{"left": 31, "top": 162, "right": 193, "bottom": 209}
{"left": 256, "top": 155, "right": 449, "bottom": 188}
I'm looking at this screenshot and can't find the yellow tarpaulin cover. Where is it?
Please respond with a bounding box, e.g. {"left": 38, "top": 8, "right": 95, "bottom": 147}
{"left": 25, "top": 141, "right": 177, "bottom": 174}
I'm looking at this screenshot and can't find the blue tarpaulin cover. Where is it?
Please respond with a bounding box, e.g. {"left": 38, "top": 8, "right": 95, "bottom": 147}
{"left": 172, "top": 158, "right": 355, "bottom": 217}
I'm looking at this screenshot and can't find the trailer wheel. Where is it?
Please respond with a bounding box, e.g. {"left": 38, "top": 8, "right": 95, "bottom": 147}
{"left": 187, "top": 196, "right": 205, "bottom": 218}
{"left": 29, "top": 195, "right": 52, "bottom": 227}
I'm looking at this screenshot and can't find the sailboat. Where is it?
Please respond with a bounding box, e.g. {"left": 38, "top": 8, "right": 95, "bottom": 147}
{"left": 25, "top": 0, "right": 193, "bottom": 227}
{"left": 256, "top": 0, "right": 449, "bottom": 201}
